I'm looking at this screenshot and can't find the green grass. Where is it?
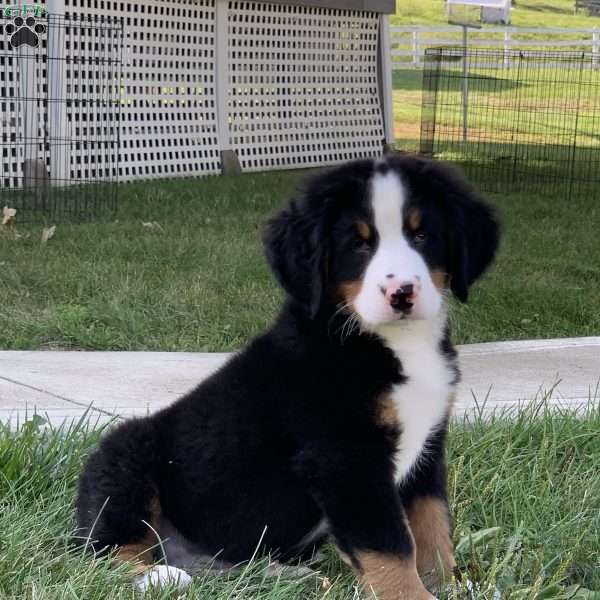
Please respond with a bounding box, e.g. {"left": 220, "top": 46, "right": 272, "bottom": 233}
{"left": 2, "top": 2, "right": 598, "bottom": 351}
{"left": 1, "top": 171, "right": 599, "bottom": 351}
{"left": 392, "top": 0, "right": 600, "bottom": 28}
{"left": 0, "top": 173, "right": 297, "bottom": 351}
{"left": 1, "top": 403, "right": 599, "bottom": 599}
{"left": 393, "top": 66, "right": 600, "bottom": 211}
{"left": 391, "top": 0, "right": 600, "bottom": 149}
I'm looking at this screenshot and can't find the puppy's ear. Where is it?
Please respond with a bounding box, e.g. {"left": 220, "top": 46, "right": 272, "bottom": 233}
{"left": 424, "top": 160, "right": 499, "bottom": 302}
{"left": 263, "top": 196, "right": 327, "bottom": 317}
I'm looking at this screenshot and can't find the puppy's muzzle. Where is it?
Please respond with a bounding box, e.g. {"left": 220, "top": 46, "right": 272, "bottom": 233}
{"left": 383, "top": 280, "right": 420, "bottom": 314}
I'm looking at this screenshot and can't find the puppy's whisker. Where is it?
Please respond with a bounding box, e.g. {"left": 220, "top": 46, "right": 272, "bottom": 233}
{"left": 339, "top": 311, "right": 362, "bottom": 343}
{"left": 328, "top": 301, "right": 355, "bottom": 337}
{"left": 331, "top": 301, "right": 353, "bottom": 320}
{"left": 337, "top": 316, "right": 349, "bottom": 340}
{"left": 337, "top": 313, "right": 353, "bottom": 341}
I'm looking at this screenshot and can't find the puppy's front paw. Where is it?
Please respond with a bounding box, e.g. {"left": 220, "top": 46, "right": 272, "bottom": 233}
{"left": 134, "top": 565, "right": 192, "bottom": 592}
{"left": 449, "top": 578, "right": 501, "bottom": 599}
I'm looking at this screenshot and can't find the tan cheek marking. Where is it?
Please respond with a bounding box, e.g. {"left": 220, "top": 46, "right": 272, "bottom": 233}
{"left": 408, "top": 209, "right": 422, "bottom": 232}
{"left": 356, "top": 552, "right": 433, "bottom": 600}
{"left": 405, "top": 497, "right": 456, "bottom": 586}
{"left": 356, "top": 220, "right": 372, "bottom": 241}
{"left": 431, "top": 269, "right": 449, "bottom": 291}
{"left": 337, "top": 280, "right": 363, "bottom": 308}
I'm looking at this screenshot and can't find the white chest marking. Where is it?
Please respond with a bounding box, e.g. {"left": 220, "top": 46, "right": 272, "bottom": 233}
{"left": 376, "top": 317, "right": 454, "bottom": 483}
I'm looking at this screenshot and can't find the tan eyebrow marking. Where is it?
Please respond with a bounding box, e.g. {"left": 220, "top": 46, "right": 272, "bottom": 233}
{"left": 407, "top": 209, "right": 422, "bottom": 232}
{"left": 355, "top": 220, "right": 372, "bottom": 240}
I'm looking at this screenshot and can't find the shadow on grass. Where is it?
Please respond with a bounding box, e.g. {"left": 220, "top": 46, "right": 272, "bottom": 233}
{"left": 419, "top": 137, "right": 600, "bottom": 200}
{"left": 393, "top": 68, "right": 527, "bottom": 93}
{"left": 526, "top": 2, "right": 575, "bottom": 15}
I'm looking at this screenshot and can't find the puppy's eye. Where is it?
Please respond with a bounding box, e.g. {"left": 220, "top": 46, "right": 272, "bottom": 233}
{"left": 413, "top": 231, "right": 426, "bottom": 244}
{"left": 353, "top": 238, "right": 371, "bottom": 253}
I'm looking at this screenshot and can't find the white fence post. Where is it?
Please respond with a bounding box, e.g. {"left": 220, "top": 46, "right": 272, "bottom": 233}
{"left": 18, "top": 42, "right": 38, "bottom": 187}
{"left": 504, "top": 30, "right": 511, "bottom": 68}
{"left": 593, "top": 29, "right": 599, "bottom": 68}
{"left": 412, "top": 30, "right": 419, "bottom": 67}
{"left": 379, "top": 15, "right": 395, "bottom": 149}
{"left": 461, "top": 25, "right": 469, "bottom": 142}
{"left": 46, "top": 0, "right": 69, "bottom": 185}
{"left": 215, "top": 0, "right": 240, "bottom": 173}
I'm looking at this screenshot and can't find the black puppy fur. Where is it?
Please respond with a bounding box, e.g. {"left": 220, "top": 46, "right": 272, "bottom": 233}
{"left": 76, "top": 155, "right": 499, "bottom": 593}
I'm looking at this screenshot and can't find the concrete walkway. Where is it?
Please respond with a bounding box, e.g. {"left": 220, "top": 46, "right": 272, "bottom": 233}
{"left": 1, "top": 337, "right": 599, "bottom": 426}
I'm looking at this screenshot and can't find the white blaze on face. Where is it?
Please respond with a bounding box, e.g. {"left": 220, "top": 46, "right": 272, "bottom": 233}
{"left": 353, "top": 171, "right": 442, "bottom": 327}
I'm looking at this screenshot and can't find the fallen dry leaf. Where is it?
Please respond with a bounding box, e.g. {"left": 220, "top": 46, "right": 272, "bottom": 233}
{"left": 0, "top": 206, "right": 23, "bottom": 239}
{"left": 41, "top": 225, "right": 56, "bottom": 243}
{"left": 141, "top": 221, "right": 163, "bottom": 231}
{"left": 2, "top": 206, "right": 16, "bottom": 228}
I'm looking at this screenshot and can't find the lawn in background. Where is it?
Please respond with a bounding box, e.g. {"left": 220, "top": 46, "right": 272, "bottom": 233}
{"left": 1, "top": 170, "right": 599, "bottom": 351}
{"left": 1, "top": 401, "right": 599, "bottom": 599}
{"left": 391, "top": 0, "right": 600, "bottom": 152}
{"left": 0, "top": 173, "right": 294, "bottom": 351}
{"left": 393, "top": 64, "right": 600, "bottom": 158}
{"left": 392, "top": 0, "right": 600, "bottom": 28}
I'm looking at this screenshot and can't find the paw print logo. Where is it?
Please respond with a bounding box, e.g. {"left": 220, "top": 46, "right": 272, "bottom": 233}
{"left": 5, "top": 16, "right": 45, "bottom": 48}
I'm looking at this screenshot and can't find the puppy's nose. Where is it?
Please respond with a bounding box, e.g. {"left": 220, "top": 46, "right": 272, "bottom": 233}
{"left": 383, "top": 280, "right": 418, "bottom": 311}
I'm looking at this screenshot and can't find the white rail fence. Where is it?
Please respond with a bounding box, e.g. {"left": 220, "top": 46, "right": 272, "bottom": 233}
{"left": 391, "top": 26, "right": 600, "bottom": 68}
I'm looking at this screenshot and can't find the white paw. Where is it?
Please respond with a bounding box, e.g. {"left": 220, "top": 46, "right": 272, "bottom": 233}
{"left": 134, "top": 565, "right": 192, "bottom": 592}
{"left": 451, "top": 578, "right": 501, "bottom": 600}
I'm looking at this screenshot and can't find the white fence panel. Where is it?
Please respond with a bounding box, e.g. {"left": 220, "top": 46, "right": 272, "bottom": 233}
{"left": 2, "top": 0, "right": 392, "bottom": 184}
{"left": 225, "top": 1, "right": 385, "bottom": 172}
{"left": 65, "top": 0, "right": 222, "bottom": 181}
{"left": 0, "top": 0, "right": 48, "bottom": 189}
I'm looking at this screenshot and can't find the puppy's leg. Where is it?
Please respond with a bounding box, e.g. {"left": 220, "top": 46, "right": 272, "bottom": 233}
{"left": 354, "top": 550, "right": 435, "bottom": 600}
{"left": 405, "top": 496, "right": 456, "bottom": 590}
{"left": 115, "top": 529, "right": 191, "bottom": 590}
{"left": 115, "top": 519, "right": 192, "bottom": 591}
{"left": 400, "top": 426, "right": 457, "bottom": 591}
{"left": 296, "top": 443, "right": 436, "bottom": 600}
{"left": 76, "top": 418, "right": 192, "bottom": 590}
{"left": 115, "top": 528, "right": 158, "bottom": 577}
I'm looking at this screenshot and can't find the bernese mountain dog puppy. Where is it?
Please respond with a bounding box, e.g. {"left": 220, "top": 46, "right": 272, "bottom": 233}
{"left": 76, "top": 155, "right": 499, "bottom": 599}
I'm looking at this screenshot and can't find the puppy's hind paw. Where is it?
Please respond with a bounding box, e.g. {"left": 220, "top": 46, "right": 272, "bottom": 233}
{"left": 134, "top": 565, "right": 192, "bottom": 592}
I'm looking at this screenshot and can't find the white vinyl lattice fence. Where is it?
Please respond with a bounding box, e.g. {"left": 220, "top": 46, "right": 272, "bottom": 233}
{"left": 1, "top": 3, "right": 123, "bottom": 191}
{"left": 224, "top": 2, "right": 385, "bottom": 171}
{"left": 1, "top": 0, "right": 394, "bottom": 187}
{"left": 64, "top": 0, "right": 222, "bottom": 180}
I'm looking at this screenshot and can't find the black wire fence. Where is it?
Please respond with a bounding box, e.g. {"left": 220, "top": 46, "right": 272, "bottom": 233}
{"left": 420, "top": 48, "right": 600, "bottom": 201}
{"left": 1, "top": 12, "right": 122, "bottom": 222}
